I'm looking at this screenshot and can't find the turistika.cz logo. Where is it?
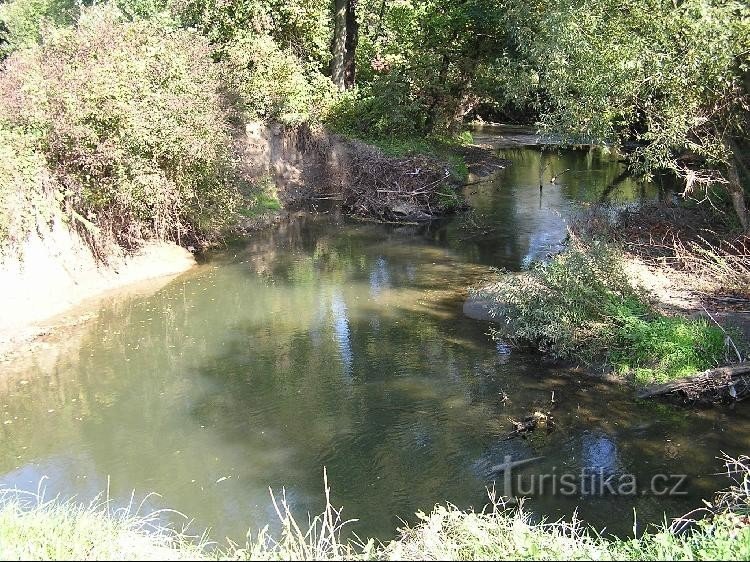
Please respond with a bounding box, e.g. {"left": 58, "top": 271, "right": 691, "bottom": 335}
{"left": 491, "top": 455, "right": 689, "bottom": 497}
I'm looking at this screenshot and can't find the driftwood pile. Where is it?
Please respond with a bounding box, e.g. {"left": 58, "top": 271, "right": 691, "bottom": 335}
{"left": 637, "top": 363, "right": 750, "bottom": 404}
{"left": 341, "top": 141, "right": 464, "bottom": 222}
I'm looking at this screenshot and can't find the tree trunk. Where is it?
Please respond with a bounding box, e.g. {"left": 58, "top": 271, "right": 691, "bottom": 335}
{"left": 343, "top": 0, "right": 359, "bottom": 89}
{"left": 727, "top": 157, "right": 750, "bottom": 233}
{"left": 331, "top": 0, "right": 347, "bottom": 90}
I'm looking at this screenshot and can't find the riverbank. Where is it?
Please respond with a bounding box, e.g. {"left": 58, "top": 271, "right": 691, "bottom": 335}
{"left": 471, "top": 201, "right": 750, "bottom": 397}
{"left": 1, "top": 457, "right": 748, "bottom": 560}
{"left": 0, "top": 221, "right": 196, "bottom": 360}
{"left": 0, "top": 123, "right": 501, "bottom": 360}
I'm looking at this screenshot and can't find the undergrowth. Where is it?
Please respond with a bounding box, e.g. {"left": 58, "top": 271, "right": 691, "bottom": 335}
{"left": 478, "top": 235, "right": 728, "bottom": 384}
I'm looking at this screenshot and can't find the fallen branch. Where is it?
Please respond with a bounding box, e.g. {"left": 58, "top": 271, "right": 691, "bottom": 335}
{"left": 339, "top": 139, "right": 464, "bottom": 222}
{"left": 637, "top": 363, "right": 750, "bottom": 402}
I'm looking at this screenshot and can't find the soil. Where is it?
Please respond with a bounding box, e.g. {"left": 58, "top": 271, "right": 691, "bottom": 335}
{"left": 0, "top": 222, "right": 196, "bottom": 360}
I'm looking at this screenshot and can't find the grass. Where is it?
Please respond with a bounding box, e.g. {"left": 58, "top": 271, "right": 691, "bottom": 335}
{"left": 671, "top": 235, "right": 750, "bottom": 299}
{"left": 342, "top": 132, "right": 473, "bottom": 183}
{"left": 477, "top": 234, "right": 728, "bottom": 385}
{"left": 612, "top": 309, "right": 727, "bottom": 385}
{"left": 237, "top": 176, "right": 283, "bottom": 219}
{"left": 0, "top": 490, "right": 208, "bottom": 560}
{"left": 1, "top": 457, "right": 749, "bottom": 560}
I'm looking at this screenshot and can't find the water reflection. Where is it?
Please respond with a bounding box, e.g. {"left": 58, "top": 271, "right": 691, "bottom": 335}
{"left": 0, "top": 149, "right": 746, "bottom": 543}
{"left": 330, "top": 290, "right": 353, "bottom": 379}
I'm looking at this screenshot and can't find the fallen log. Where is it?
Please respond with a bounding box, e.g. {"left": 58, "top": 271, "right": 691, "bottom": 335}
{"left": 637, "top": 363, "right": 750, "bottom": 403}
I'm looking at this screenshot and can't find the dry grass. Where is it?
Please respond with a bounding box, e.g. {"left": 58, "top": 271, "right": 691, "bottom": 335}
{"left": 575, "top": 203, "right": 750, "bottom": 307}
{"left": 2, "top": 461, "right": 750, "bottom": 561}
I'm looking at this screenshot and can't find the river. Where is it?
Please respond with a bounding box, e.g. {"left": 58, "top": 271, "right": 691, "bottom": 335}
{"left": 1, "top": 137, "right": 749, "bottom": 542}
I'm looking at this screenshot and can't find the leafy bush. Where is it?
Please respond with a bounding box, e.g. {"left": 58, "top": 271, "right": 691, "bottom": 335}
{"left": 0, "top": 0, "right": 77, "bottom": 57}
{"left": 223, "top": 32, "right": 337, "bottom": 126}
{"left": 170, "top": 0, "right": 332, "bottom": 67}
{"left": 0, "top": 5, "right": 240, "bottom": 247}
{"left": 517, "top": 0, "right": 750, "bottom": 227}
{"left": 479, "top": 236, "right": 727, "bottom": 383}
{"left": 326, "top": 73, "right": 431, "bottom": 139}
{"left": 0, "top": 127, "right": 55, "bottom": 252}
{"left": 481, "top": 238, "right": 641, "bottom": 359}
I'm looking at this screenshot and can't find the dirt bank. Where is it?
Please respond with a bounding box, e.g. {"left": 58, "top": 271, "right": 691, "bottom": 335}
{"left": 241, "top": 121, "right": 506, "bottom": 221}
{"left": 0, "top": 219, "right": 195, "bottom": 358}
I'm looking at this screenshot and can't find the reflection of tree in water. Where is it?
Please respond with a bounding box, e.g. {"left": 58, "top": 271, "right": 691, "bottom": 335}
{"left": 442, "top": 147, "right": 661, "bottom": 269}
{"left": 1, "top": 210, "right": 749, "bottom": 540}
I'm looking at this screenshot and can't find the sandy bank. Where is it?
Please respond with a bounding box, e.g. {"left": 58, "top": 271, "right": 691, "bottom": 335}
{"left": 0, "top": 220, "right": 195, "bottom": 357}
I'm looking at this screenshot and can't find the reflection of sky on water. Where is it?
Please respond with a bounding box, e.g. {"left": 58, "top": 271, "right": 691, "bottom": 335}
{"left": 580, "top": 432, "right": 623, "bottom": 477}
{"left": 369, "top": 256, "right": 391, "bottom": 297}
{"left": 495, "top": 341, "right": 512, "bottom": 365}
{"left": 0, "top": 455, "right": 107, "bottom": 501}
{"left": 330, "top": 290, "right": 353, "bottom": 378}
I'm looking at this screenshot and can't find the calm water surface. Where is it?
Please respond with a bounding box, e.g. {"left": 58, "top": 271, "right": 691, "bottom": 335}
{"left": 1, "top": 144, "right": 749, "bottom": 541}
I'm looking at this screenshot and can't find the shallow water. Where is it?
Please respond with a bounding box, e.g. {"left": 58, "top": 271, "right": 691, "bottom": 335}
{"left": 1, "top": 144, "right": 748, "bottom": 542}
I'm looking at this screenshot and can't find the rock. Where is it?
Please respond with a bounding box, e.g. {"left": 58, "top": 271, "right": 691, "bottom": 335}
{"left": 463, "top": 294, "right": 495, "bottom": 321}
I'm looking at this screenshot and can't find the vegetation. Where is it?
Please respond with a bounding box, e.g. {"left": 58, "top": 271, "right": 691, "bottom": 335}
{"left": 515, "top": 0, "right": 750, "bottom": 230}
{"left": 0, "top": 127, "right": 53, "bottom": 253}
{"left": 0, "top": 0, "right": 747, "bottom": 248}
{"left": 478, "top": 236, "right": 729, "bottom": 385}
{"left": 0, "top": 491, "right": 208, "bottom": 560}
{"left": 1, "top": 457, "right": 749, "bottom": 560}
{"left": 0, "top": 5, "right": 242, "bottom": 248}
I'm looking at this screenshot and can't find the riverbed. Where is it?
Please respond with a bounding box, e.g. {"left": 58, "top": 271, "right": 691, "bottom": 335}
{"left": 1, "top": 142, "right": 748, "bottom": 542}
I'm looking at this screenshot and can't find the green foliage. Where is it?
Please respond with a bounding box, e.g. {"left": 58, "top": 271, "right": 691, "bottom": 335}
{"left": 0, "top": 0, "right": 77, "bottom": 57}
{"left": 170, "top": 0, "right": 332, "bottom": 67}
{"left": 0, "top": 5, "right": 240, "bottom": 246}
{"left": 514, "top": 0, "right": 750, "bottom": 200}
{"left": 238, "top": 175, "right": 282, "bottom": 218}
{"left": 0, "top": 127, "right": 55, "bottom": 251}
{"left": 352, "top": 0, "right": 515, "bottom": 134}
{"left": 611, "top": 304, "right": 727, "bottom": 384}
{"left": 223, "top": 32, "right": 337, "bottom": 125}
{"left": 482, "top": 238, "right": 642, "bottom": 360}
{"left": 326, "top": 73, "right": 431, "bottom": 138}
{"left": 480, "top": 237, "right": 727, "bottom": 382}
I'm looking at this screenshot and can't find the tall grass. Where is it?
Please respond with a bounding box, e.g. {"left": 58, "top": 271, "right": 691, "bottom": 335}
{"left": 671, "top": 235, "right": 750, "bottom": 298}
{"left": 1, "top": 458, "right": 749, "bottom": 560}
{"left": 0, "top": 489, "right": 208, "bottom": 560}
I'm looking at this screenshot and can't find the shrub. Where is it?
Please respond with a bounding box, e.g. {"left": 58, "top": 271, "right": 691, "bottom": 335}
{"left": 0, "top": 0, "right": 77, "bottom": 57}
{"left": 222, "top": 32, "right": 337, "bottom": 126}
{"left": 326, "top": 72, "right": 431, "bottom": 139}
{"left": 480, "top": 237, "right": 642, "bottom": 360}
{"left": 0, "top": 127, "right": 55, "bottom": 252}
{"left": 478, "top": 236, "right": 727, "bottom": 383}
{"left": 0, "top": 5, "right": 240, "bottom": 247}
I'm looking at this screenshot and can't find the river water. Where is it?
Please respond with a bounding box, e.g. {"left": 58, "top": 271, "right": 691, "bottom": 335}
{"left": 1, "top": 140, "right": 749, "bottom": 542}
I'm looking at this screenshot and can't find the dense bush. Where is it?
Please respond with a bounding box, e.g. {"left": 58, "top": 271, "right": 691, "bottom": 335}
{"left": 170, "top": 0, "right": 332, "bottom": 67}
{"left": 0, "top": 128, "right": 55, "bottom": 252}
{"left": 325, "top": 73, "right": 431, "bottom": 139}
{"left": 0, "top": 5, "right": 240, "bottom": 247}
{"left": 0, "top": 0, "right": 77, "bottom": 57}
{"left": 223, "top": 32, "right": 337, "bottom": 126}
{"left": 513, "top": 0, "right": 750, "bottom": 228}
{"left": 479, "top": 237, "right": 727, "bottom": 383}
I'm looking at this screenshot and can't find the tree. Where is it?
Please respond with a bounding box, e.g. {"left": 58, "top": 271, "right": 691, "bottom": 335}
{"left": 510, "top": 0, "right": 750, "bottom": 230}
{"left": 331, "top": 0, "right": 357, "bottom": 90}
